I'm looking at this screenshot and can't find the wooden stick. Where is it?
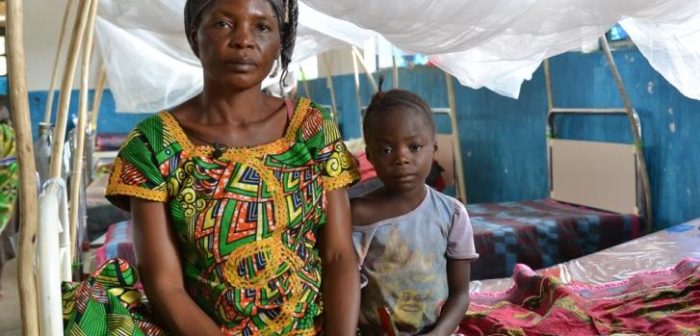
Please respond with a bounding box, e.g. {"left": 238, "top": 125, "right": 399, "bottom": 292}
{"left": 89, "top": 63, "right": 106, "bottom": 131}
{"left": 321, "top": 54, "right": 339, "bottom": 123}
{"left": 43, "top": 0, "right": 77, "bottom": 124}
{"left": 351, "top": 49, "right": 364, "bottom": 137}
{"left": 6, "top": 0, "right": 40, "bottom": 334}
{"left": 444, "top": 71, "right": 468, "bottom": 203}
{"left": 70, "top": 0, "right": 99, "bottom": 262}
{"left": 351, "top": 46, "right": 378, "bottom": 92}
{"left": 49, "top": 0, "right": 91, "bottom": 179}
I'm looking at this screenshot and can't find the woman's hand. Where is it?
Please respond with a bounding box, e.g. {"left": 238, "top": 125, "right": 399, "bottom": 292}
{"left": 131, "top": 198, "right": 222, "bottom": 335}
{"left": 317, "top": 188, "right": 360, "bottom": 335}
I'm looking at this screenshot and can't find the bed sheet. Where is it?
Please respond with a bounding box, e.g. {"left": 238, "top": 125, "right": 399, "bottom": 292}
{"left": 471, "top": 217, "right": 700, "bottom": 293}
{"left": 468, "top": 199, "right": 641, "bottom": 280}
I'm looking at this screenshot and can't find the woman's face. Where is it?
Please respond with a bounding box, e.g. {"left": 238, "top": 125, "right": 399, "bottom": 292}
{"left": 193, "top": 0, "right": 282, "bottom": 90}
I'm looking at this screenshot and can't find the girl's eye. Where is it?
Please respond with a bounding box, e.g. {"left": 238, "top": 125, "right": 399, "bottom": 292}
{"left": 409, "top": 144, "right": 423, "bottom": 152}
{"left": 380, "top": 147, "right": 393, "bottom": 155}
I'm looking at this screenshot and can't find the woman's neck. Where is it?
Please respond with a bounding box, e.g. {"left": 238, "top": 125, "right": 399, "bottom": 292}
{"left": 197, "top": 81, "right": 273, "bottom": 126}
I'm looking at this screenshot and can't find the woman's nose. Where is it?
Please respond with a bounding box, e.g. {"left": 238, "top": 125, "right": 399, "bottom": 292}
{"left": 230, "top": 25, "right": 254, "bottom": 49}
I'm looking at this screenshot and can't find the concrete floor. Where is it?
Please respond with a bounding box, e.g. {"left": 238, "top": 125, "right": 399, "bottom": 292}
{"left": 0, "top": 258, "right": 22, "bottom": 336}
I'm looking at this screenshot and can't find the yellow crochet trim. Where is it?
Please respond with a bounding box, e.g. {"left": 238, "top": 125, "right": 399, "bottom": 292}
{"left": 106, "top": 159, "right": 168, "bottom": 202}
{"left": 159, "top": 98, "right": 311, "bottom": 160}
{"left": 323, "top": 169, "right": 361, "bottom": 191}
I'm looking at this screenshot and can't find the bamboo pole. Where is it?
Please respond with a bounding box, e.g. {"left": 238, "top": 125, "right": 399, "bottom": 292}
{"left": 49, "top": 0, "right": 91, "bottom": 180}
{"left": 70, "top": 0, "right": 99, "bottom": 261}
{"left": 321, "top": 53, "right": 339, "bottom": 123}
{"left": 6, "top": 0, "right": 40, "bottom": 334}
{"left": 43, "top": 0, "right": 77, "bottom": 124}
{"left": 391, "top": 47, "right": 399, "bottom": 89}
{"left": 351, "top": 46, "right": 378, "bottom": 92}
{"left": 351, "top": 49, "right": 364, "bottom": 137}
{"left": 444, "top": 72, "right": 468, "bottom": 203}
{"left": 89, "top": 65, "right": 107, "bottom": 130}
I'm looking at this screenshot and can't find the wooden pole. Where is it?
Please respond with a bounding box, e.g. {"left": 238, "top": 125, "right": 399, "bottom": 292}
{"left": 89, "top": 65, "right": 106, "bottom": 131}
{"left": 49, "top": 0, "right": 91, "bottom": 179}
{"left": 321, "top": 54, "right": 339, "bottom": 123}
{"left": 391, "top": 47, "right": 399, "bottom": 89}
{"left": 351, "top": 49, "right": 364, "bottom": 137}
{"left": 43, "top": 0, "right": 77, "bottom": 124}
{"left": 444, "top": 72, "right": 468, "bottom": 203}
{"left": 351, "top": 46, "right": 378, "bottom": 92}
{"left": 6, "top": 0, "right": 40, "bottom": 334}
{"left": 70, "top": 0, "right": 99, "bottom": 261}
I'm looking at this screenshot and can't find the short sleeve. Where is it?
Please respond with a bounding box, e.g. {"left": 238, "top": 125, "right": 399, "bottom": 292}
{"left": 446, "top": 201, "right": 479, "bottom": 260}
{"left": 301, "top": 102, "right": 360, "bottom": 191}
{"left": 105, "top": 128, "right": 168, "bottom": 211}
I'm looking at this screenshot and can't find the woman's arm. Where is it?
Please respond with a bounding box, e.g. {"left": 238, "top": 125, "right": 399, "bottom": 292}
{"left": 425, "top": 259, "right": 471, "bottom": 336}
{"left": 131, "top": 198, "right": 221, "bottom": 335}
{"left": 318, "top": 188, "right": 360, "bottom": 335}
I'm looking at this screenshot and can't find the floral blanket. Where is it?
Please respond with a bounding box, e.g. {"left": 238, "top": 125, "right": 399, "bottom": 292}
{"left": 462, "top": 258, "right": 700, "bottom": 335}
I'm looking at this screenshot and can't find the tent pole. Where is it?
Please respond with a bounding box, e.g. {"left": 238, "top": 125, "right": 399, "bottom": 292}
{"left": 321, "top": 54, "right": 339, "bottom": 123}
{"left": 351, "top": 46, "right": 378, "bottom": 92}
{"left": 391, "top": 47, "right": 399, "bottom": 89}
{"left": 7, "top": 0, "right": 40, "bottom": 334}
{"left": 69, "top": 0, "right": 99, "bottom": 263}
{"left": 351, "top": 49, "right": 364, "bottom": 137}
{"left": 43, "top": 0, "right": 77, "bottom": 124}
{"left": 89, "top": 65, "right": 107, "bottom": 131}
{"left": 443, "top": 71, "right": 467, "bottom": 203}
{"left": 599, "top": 37, "right": 653, "bottom": 233}
{"left": 49, "top": 0, "right": 91, "bottom": 180}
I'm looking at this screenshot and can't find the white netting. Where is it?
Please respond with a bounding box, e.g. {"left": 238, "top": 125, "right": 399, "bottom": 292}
{"left": 96, "top": 0, "right": 700, "bottom": 112}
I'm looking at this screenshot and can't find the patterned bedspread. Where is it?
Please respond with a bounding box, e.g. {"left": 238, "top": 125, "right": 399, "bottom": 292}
{"left": 462, "top": 258, "right": 700, "bottom": 335}
{"left": 467, "top": 199, "right": 641, "bottom": 280}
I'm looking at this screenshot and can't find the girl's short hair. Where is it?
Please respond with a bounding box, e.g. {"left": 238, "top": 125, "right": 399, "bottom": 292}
{"left": 363, "top": 88, "right": 436, "bottom": 140}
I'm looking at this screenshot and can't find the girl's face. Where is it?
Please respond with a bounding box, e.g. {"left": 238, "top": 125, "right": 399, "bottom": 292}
{"left": 365, "top": 108, "right": 437, "bottom": 195}
{"left": 192, "top": 0, "right": 281, "bottom": 90}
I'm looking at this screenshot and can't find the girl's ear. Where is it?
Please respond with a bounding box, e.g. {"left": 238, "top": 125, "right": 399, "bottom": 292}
{"left": 364, "top": 146, "right": 372, "bottom": 163}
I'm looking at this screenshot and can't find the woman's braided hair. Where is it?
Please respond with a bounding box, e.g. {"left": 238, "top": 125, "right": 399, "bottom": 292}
{"left": 184, "top": 0, "right": 299, "bottom": 89}
{"left": 362, "top": 77, "right": 436, "bottom": 140}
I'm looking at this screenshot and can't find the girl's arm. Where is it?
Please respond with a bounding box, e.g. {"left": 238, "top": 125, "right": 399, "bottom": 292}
{"left": 131, "top": 198, "right": 222, "bottom": 335}
{"left": 318, "top": 188, "right": 360, "bottom": 335}
{"left": 425, "top": 259, "right": 471, "bottom": 336}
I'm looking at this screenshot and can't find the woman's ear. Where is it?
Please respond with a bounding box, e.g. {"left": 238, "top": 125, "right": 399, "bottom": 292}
{"left": 189, "top": 30, "right": 200, "bottom": 58}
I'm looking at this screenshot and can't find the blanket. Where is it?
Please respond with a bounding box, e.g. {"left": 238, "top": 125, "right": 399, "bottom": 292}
{"left": 462, "top": 258, "right": 700, "bottom": 335}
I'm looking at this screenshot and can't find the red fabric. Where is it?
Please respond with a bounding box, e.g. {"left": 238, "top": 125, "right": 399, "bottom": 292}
{"left": 463, "top": 258, "right": 700, "bottom": 335}
{"left": 355, "top": 152, "right": 377, "bottom": 182}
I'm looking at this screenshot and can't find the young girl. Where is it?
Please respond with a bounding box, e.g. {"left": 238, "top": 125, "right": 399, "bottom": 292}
{"left": 351, "top": 89, "right": 478, "bottom": 336}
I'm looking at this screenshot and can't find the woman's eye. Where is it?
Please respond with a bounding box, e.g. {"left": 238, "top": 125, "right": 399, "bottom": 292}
{"left": 258, "top": 24, "right": 271, "bottom": 32}
{"left": 214, "top": 21, "right": 232, "bottom": 29}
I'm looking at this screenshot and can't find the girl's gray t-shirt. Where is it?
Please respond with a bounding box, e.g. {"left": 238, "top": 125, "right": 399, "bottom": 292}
{"left": 353, "top": 186, "right": 479, "bottom": 335}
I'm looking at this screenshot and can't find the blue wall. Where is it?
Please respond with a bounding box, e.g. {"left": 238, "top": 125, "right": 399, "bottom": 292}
{"left": 28, "top": 90, "right": 150, "bottom": 138}
{"left": 301, "top": 49, "right": 700, "bottom": 230}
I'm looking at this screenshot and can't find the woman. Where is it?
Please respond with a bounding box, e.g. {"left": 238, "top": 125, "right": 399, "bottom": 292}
{"left": 64, "top": 0, "right": 360, "bottom": 334}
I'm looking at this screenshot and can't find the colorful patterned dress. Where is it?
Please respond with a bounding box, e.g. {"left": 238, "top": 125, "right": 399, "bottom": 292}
{"left": 0, "top": 123, "right": 18, "bottom": 234}
{"left": 63, "top": 98, "right": 359, "bottom": 335}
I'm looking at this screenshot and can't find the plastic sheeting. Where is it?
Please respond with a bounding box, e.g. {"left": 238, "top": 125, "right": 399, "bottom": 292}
{"left": 470, "top": 218, "right": 700, "bottom": 293}
{"left": 96, "top": 0, "right": 700, "bottom": 112}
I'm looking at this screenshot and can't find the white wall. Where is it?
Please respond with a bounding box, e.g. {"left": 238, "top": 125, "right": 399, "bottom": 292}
{"left": 25, "top": 0, "right": 102, "bottom": 91}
